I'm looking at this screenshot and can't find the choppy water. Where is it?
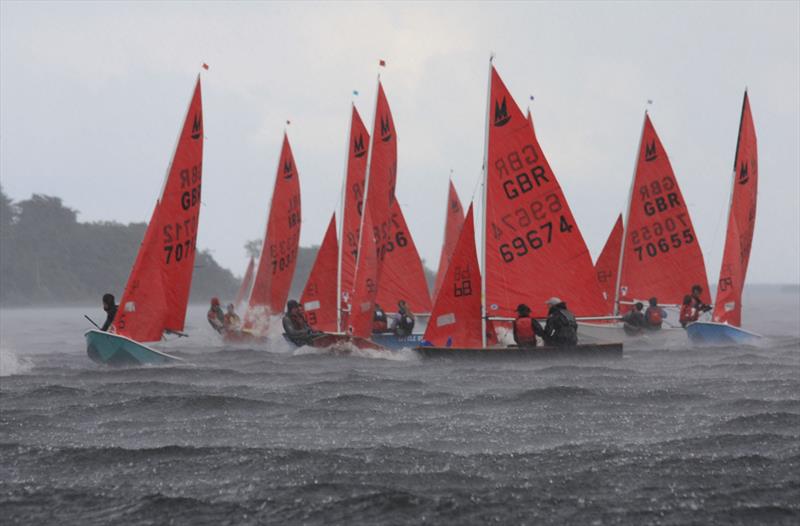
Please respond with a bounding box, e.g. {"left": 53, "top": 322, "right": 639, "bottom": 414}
{"left": 1, "top": 286, "right": 799, "bottom": 525}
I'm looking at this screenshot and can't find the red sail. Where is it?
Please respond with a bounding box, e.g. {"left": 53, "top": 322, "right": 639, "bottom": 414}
{"left": 713, "top": 92, "right": 757, "bottom": 326}
{"left": 424, "top": 205, "right": 485, "bottom": 347}
{"left": 595, "top": 214, "right": 623, "bottom": 313}
{"left": 364, "top": 81, "right": 397, "bottom": 274}
{"left": 248, "top": 133, "right": 302, "bottom": 318}
{"left": 433, "top": 180, "right": 465, "bottom": 301}
{"left": 618, "top": 114, "right": 710, "bottom": 308}
{"left": 348, "top": 210, "right": 378, "bottom": 338}
{"left": 374, "top": 201, "right": 432, "bottom": 313}
{"left": 300, "top": 214, "right": 339, "bottom": 332}
{"left": 484, "top": 66, "right": 608, "bottom": 318}
{"left": 339, "top": 105, "right": 370, "bottom": 308}
{"left": 116, "top": 77, "right": 204, "bottom": 342}
{"left": 234, "top": 257, "right": 256, "bottom": 308}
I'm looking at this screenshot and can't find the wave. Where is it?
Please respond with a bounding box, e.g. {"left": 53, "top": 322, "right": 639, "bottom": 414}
{"left": 718, "top": 412, "right": 800, "bottom": 433}
{"left": 0, "top": 346, "right": 33, "bottom": 376}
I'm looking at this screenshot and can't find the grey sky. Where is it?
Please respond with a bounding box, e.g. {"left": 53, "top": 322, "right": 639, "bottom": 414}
{"left": 2, "top": 1, "right": 798, "bottom": 285}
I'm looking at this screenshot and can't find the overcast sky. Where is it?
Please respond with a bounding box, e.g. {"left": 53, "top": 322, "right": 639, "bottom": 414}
{"left": 2, "top": 1, "right": 798, "bottom": 285}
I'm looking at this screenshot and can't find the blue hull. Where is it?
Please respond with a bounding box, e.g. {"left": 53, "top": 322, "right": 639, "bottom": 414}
{"left": 370, "top": 333, "right": 424, "bottom": 350}
{"left": 685, "top": 322, "right": 762, "bottom": 346}
{"left": 85, "top": 330, "right": 182, "bottom": 366}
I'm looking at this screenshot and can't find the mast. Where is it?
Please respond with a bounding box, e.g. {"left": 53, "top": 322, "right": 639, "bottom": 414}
{"left": 612, "top": 111, "right": 648, "bottom": 316}
{"left": 353, "top": 74, "right": 381, "bottom": 283}
{"left": 335, "top": 103, "right": 355, "bottom": 333}
{"left": 480, "top": 58, "right": 493, "bottom": 348}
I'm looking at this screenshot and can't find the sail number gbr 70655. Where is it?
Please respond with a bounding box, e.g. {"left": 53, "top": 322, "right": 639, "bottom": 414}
{"left": 629, "top": 213, "right": 695, "bottom": 261}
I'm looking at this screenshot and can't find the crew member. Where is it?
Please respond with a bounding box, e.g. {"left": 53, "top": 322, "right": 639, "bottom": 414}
{"left": 644, "top": 297, "right": 667, "bottom": 330}
{"left": 622, "top": 302, "right": 646, "bottom": 335}
{"left": 207, "top": 297, "right": 225, "bottom": 334}
{"left": 282, "top": 299, "right": 318, "bottom": 346}
{"left": 100, "top": 293, "right": 118, "bottom": 332}
{"left": 513, "top": 304, "right": 544, "bottom": 347}
{"left": 392, "top": 300, "right": 416, "bottom": 336}
{"left": 224, "top": 303, "right": 241, "bottom": 331}
{"left": 690, "top": 284, "right": 712, "bottom": 315}
{"left": 679, "top": 295, "right": 697, "bottom": 328}
{"left": 372, "top": 304, "right": 388, "bottom": 333}
{"left": 543, "top": 297, "right": 578, "bottom": 346}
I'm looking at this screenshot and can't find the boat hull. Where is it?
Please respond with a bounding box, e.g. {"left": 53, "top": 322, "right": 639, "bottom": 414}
{"left": 85, "top": 330, "right": 182, "bottom": 366}
{"left": 416, "top": 342, "right": 623, "bottom": 359}
{"left": 282, "top": 332, "right": 388, "bottom": 351}
{"left": 222, "top": 330, "right": 267, "bottom": 345}
{"left": 370, "top": 333, "right": 424, "bottom": 350}
{"left": 578, "top": 322, "right": 685, "bottom": 345}
{"left": 685, "top": 322, "right": 762, "bottom": 345}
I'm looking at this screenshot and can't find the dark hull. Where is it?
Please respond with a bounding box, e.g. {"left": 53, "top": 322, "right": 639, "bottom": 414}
{"left": 416, "top": 342, "right": 623, "bottom": 359}
{"left": 283, "top": 333, "right": 388, "bottom": 351}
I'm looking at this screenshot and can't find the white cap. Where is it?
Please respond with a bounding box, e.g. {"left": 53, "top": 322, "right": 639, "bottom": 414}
{"left": 545, "top": 297, "right": 562, "bottom": 305}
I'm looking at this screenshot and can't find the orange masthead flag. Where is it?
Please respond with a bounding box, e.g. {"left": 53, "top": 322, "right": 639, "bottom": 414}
{"left": 484, "top": 65, "right": 608, "bottom": 318}
{"left": 618, "top": 114, "right": 710, "bottom": 308}
{"left": 712, "top": 92, "right": 757, "bottom": 326}
{"left": 116, "top": 77, "right": 204, "bottom": 342}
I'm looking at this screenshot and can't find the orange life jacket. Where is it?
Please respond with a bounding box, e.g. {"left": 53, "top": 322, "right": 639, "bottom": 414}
{"left": 645, "top": 307, "right": 663, "bottom": 326}
{"left": 514, "top": 317, "right": 537, "bottom": 346}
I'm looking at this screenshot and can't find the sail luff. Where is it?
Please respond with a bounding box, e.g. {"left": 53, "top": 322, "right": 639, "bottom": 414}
{"left": 480, "top": 60, "right": 492, "bottom": 348}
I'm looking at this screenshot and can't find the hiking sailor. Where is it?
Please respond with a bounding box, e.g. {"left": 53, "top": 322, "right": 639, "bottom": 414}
{"left": 513, "top": 303, "right": 544, "bottom": 347}
{"left": 392, "top": 300, "right": 416, "bottom": 336}
{"left": 282, "top": 299, "right": 319, "bottom": 346}
{"left": 207, "top": 297, "right": 225, "bottom": 334}
{"left": 223, "top": 303, "right": 241, "bottom": 331}
{"left": 689, "top": 284, "right": 712, "bottom": 316}
{"left": 543, "top": 297, "right": 578, "bottom": 346}
{"left": 372, "top": 304, "right": 389, "bottom": 334}
{"left": 622, "top": 302, "right": 646, "bottom": 335}
{"left": 100, "top": 293, "right": 118, "bottom": 332}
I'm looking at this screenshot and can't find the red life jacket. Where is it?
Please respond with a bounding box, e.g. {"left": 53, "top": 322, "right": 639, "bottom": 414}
{"left": 645, "top": 307, "right": 663, "bottom": 326}
{"left": 514, "top": 317, "right": 537, "bottom": 346}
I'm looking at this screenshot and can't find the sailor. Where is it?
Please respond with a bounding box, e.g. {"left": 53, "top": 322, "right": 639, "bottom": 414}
{"left": 392, "top": 300, "right": 416, "bottom": 336}
{"left": 644, "top": 297, "right": 667, "bottom": 330}
{"left": 689, "top": 284, "right": 712, "bottom": 315}
{"left": 513, "top": 304, "right": 543, "bottom": 347}
{"left": 223, "top": 303, "right": 241, "bottom": 331}
{"left": 543, "top": 297, "right": 578, "bottom": 346}
{"left": 621, "top": 302, "right": 646, "bottom": 335}
{"left": 282, "top": 299, "right": 318, "bottom": 345}
{"left": 372, "top": 304, "right": 389, "bottom": 333}
{"left": 100, "top": 293, "right": 118, "bottom": 332}
{"left": 679, "top": 295, "right": 697, "bottom": 328}
{"left": 207, "top": 297, "right": 225, "bottom": 334}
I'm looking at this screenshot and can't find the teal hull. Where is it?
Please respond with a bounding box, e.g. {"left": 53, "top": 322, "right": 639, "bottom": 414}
{"left": 85, "top": 330, "right": 182, "bottom": 366}
{"left": 685, "top": 322, "right": 762, "bottom": 346}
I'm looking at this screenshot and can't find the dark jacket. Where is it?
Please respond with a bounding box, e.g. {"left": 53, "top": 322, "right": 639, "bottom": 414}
{"left": 543, "top": 303, "right": 578, "bottom": 346}
{"left": 101, "top": 304, "right": 118, "bottom": 331}
{"left": 283, "top": 311, "right": 314, "bottom": 345}
{"left": 622, "top": 309, "right": 645, "bottom": 335}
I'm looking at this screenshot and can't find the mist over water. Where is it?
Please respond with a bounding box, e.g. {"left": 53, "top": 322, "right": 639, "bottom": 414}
{"left": 1, "top": 285, "right": 798, "bottom": 524}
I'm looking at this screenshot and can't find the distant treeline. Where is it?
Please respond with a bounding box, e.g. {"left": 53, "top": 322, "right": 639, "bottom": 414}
{"left": 0, "top": 187, "right": 238, "bottom": 306}
{"left": 0, "top": 186, "right": 437, "bottom": 307}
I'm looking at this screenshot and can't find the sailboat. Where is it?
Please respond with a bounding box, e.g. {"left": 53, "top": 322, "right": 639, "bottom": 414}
{"left": 579, "top": 111, "right": 711, "bottom": 341}
{"left": 85, "top": 76, "right": 203, "bottom": 366}
{"left": 594, "top": 214, "right": 623, "bottom": 313}
{"left": 432, "top": 180, "right": 466, "bottom": 302}
{"left": 231, "top": 133, "right": 301, "bottom": 342}
{"left": 234, "top": 256, "right": 256, "bottom": 309}
{"left": 418, "top": 62, "right": 621, "bottom": 358}
{"left": 686, "top": 91, "right": 760, "bottom": 344}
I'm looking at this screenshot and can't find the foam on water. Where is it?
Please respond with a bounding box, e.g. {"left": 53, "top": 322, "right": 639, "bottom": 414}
{"left": 0, "top": 345, "right": 32, "bottom": 376}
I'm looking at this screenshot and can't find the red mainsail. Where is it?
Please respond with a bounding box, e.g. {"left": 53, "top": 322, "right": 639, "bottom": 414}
{"left": 433, "top": 180, "right": 465, "bottom": 301}
{"left": 339, "top": 105, "right": 370, "bottom": 307}
{"left": 618, "top": 114, "right": 710, "bottom": 308}
{"left": 484, "top": 65, "right": 608, "bottom": 318}
{"left": 301, "top": 214, "right": 339, "bottom": 332}
{"left": 234, "top": 256, "right": 256, "bottom": 308}
{"left": 363, "top": 81, "right": 397, "bottom": 272}
{"left": 348, "top": 210, "right": 378, "bottom": 338}
{"left": 424, "top": 205, "right": 485, "bottom": 348}
{"left": 712, "top": 92, "right": 757, "bottom": 326}
{"left": 116, "top": 77, "right": 204, "bottom": 342}
{"left": 595, "top": 214, "right": 623, "bottom": 313}
{"left": 248, "top": 133, "right": 302, "bottom": 320}
{"left": 374, "top": 201, "right": 432, "bottom": 313}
